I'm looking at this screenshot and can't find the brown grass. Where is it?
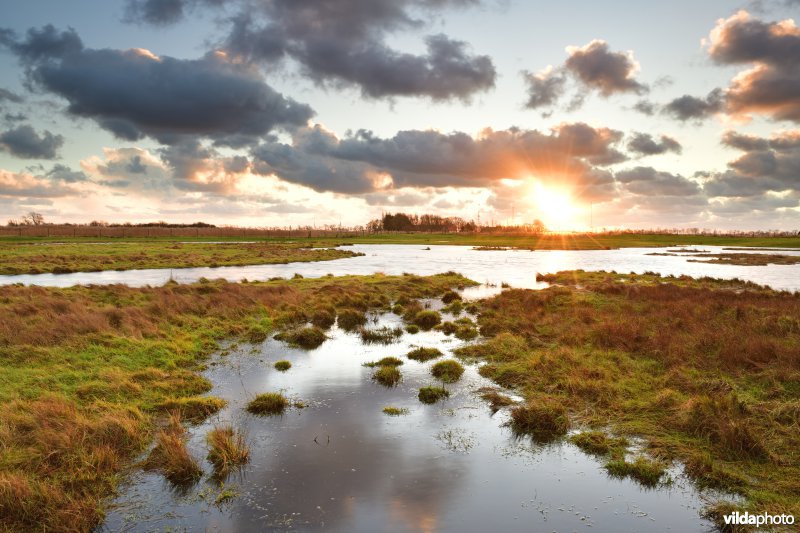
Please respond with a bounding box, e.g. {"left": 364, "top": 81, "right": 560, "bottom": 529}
{"left": 143, "top": 413, "right": 202, "bottom": 485}
{"left": 206, "top": 425, "right": 249, "bottom": 479}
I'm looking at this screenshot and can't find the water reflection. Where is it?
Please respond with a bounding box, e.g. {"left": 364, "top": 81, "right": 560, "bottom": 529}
{"left": 3, "top": 244, "right": 799, "bottom": 292}
{"left": 101, "top": 312, "right": 716, "bottom": 532}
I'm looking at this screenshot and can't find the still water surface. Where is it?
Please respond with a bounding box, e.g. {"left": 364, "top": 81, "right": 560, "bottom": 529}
{"left": 2, "top": 244, "right": 799, "bottom": 291}
{"left": 101, "top": 310, "right": 721, "bottom": 532}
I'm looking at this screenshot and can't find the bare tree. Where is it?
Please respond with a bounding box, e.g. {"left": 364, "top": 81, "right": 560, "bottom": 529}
{"left": 21, "top": 211, "right": 45, "bottom": 226}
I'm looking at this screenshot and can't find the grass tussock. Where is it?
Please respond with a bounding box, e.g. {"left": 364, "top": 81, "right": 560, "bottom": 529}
{"left": 382, "top": 406, "right": 410, "bottom": 416}
{"left": 274, "top": 360, "right": 292, "bottom": 371}
{"left": 246, "top": 392, "right": 289, "bottom": 416}
{"left": 604, "top": 457, "right": 668, "bottom": 488}
{"left": 478, "top": 388, "right": 515, "bottom": 412}
{"left": 407, "top": 347, "right": 443, "bottom": 362}
{"left": 274, "top": 326, "right": 327, "bottom": 349}
{"left": 359, "top": 326, "right": 403, "bottom": 344}
{"left": 363, "top": 356, "right": 404, "bottom": 367}
{"left": 206, "top": 425, "right": 249, "bottom": 479}
{"left": 431, "top": 359, "right": 465, "bottom": 383}
{"left": 337, "top": 308, "right": 367, "bottom": 331}
{"left": 569, "top": 431, "right": 628, "bottom": 458}
{"left": 156, "top": 396, "right": 227, "bottom": 424}
{"left": 405, "top": 324, "right": 420, "bottom": 334}
{"left": 143, "top": 413, "right": 202, "bottom": 486}
{"left": 372, "top": 366, "right": 402, "bottom": 387}
{"left": 418, "top": 386, "right": 450, "bottom": 404}
{"left": 412, "top": 310, "right": 442, "bottom": 330}
{"left": 468, "top": 270, "right": 800, "bottom": 517}
{"left": 509, "top": 399, "right": 570, "bottom": 442}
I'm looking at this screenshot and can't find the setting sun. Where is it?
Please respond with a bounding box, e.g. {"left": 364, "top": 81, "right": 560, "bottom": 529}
{"left": 528, "top": 181, "right": 581, "bottom": 230}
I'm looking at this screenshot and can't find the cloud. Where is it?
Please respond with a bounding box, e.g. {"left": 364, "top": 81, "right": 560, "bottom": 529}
{"left": 0, "top": 87, "right": 23, "bottom": 103}
{"left": 707, "top": 10, "right": 800, "bottom": 123}
{"left": 627, "top": 132, "right": 682, "bottom": 156}
{"left": 0, "top": 168, "right": 78, "bottom": 198}
{"left": 251, "top": 122, "right": 626, "bottom": 200}
{"left": 704, "top": 129, "right": 800, "bottom": 196}
{"left": 663, "top": 88, "right": 725, "bottom": 122}
{"left": 633, "top": 100, "right": 657, "bottom": 115}
{"left": 564, "top": 40, "right": 647, "bottom": 97}
{"left": 0, "top": 124, "right": 63, "bottom": 159}
{"left": 522, "top": 66, "right": 567, "bottom": 110}
{"left": 44, "top": 163, "right": 88, "bottom": 183}
{"left": 125, "top": 0, "right": 495, "bottom": 101}
{"left": 0, "top": 25, "right": 314, "bottom": 146}
{"left": 616, "top": 166, "right": 703, "bottom": 197}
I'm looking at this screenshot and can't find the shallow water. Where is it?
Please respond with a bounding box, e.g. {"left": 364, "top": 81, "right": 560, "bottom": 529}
{"left": 2, "top": 244, "right": 799, "bottom": 292}
{"left": 101, "top": 310, "right": 719, "bottom": 532}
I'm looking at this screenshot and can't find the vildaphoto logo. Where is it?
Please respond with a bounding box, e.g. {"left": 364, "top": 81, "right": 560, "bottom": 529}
{"left": 723, "top": 511, "right": 795, "bottom": 528}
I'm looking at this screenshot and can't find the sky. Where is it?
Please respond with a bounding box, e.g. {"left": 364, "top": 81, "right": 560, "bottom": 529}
{"left": 0, "top": 0, "right": 798, "bottom": 230}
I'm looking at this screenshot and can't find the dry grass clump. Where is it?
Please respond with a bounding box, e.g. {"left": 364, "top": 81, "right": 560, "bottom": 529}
{"left": 509, "top": 399, "right": 570, "bottom": 442}
{"left": 206, "top": 425, "right": 249, "bottom": 479}
{"left": 478, "top": 388, "right": 515, "bottom": 412}
{"left": 569, "top": 431, "right": 628, "bottom": 458}
{"left": 246, "top": 392, "right": 289, "bottom": 416}
{"left": 337, "top": 308, "right": 367, "bottom": 331}
{"left": 431, "top": 359, "right": 465, "bottom": 383}
{"left": 310, "top": 306, "right": 336, "bottom": 329}
{"left": 604, "top": 457, "right": 668, "bottom": 487}
{"left": 143, "top": 413, "right": 202, "bottom": 486}
{"left": 274, "top": 326, "right": 327, "bottom": 349}
{"left": 359, "top": 326, "right": 403, "bottom": 344}
{"left": 412, "top": 310, "right": 442, "bottom": 330}
{"left": 418, "top": 386, "right": 449, "bottom": 404}
{"left": 441, "top": 290, "right": 462, "bottom": 304}
{"left": 156, "top": 396, "right": 227, "bottom": 424}
{"left": 407, "top": 347, "right": 443, "bottom": 362}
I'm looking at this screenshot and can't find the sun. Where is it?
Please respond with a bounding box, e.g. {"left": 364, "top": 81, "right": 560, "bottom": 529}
{"left": 528, "top": 181, "right": 580, "bottom": 230}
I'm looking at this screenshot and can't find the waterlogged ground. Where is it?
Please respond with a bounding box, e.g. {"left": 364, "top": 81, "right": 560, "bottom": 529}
{"left": 2, "top": 244, "right": 800, "bottom": 292}
{"left": 101, "top": 308, "right": 719, "bottom": 532}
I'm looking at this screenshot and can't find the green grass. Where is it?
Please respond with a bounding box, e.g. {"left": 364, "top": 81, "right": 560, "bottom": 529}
{"left": 569, "top": 431, "right": 628, "bottom": 458}
{"left": 274, "top": 326, "right": 327, "bottom": 349}
{"left": 0, "top": 241, "right": 362, "bottom": 275}
{"left": 363, "top": 356, "right": 404, "bottom": 367}
{"left": 418, "top": 386, "right": 450, "bottom": 404}
{"left": 509, "top": 399, "right": 570, "bottom": 442}
{"left": 0, "top": 271, "right": 472, "bottom": 531}
{"left": 465, "top": 270, "right": 800, "bottom": 517}
{"left": 431, "top": 359, "right": 465, "bottom": 383}
{"left": 274, "top": 360, "right": 292, "bottom": 371}
{"left": 382, "top": 406, "right": 410, "bottom": 416}
{"left": 604, "top": 457, "right": 669, "bottom": 487}
{"left": 246, "top": 392, "right": 289, "bottom": 416}
{"left": 407, "top": 347, "right": 443, "bottom": 362}
{"left": 372, "top": 366, "right": 402, "bottom": 387}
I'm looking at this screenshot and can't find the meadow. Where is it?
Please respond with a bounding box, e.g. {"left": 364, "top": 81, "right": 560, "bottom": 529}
{"left": 459, "top": 270, "right": 800, "bottom": 525}
{"left": 0, "top": 241, "right": 362, "bottom": 275}
{"left": 0, "top": 272, "right": 471, "bottom": 531}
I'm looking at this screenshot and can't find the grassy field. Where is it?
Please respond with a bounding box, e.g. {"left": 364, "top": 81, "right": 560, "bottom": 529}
{"left": 0, "top": 272, "right": 472, "bottom": 531}
{"left": 0, "top": 241, "right": 361, "bottom": 275}
{"left": 2, "top": 232, "right": 799, "bottom": 251}
{"left": 459, "top": 270, "right": 800, "bottom": 525}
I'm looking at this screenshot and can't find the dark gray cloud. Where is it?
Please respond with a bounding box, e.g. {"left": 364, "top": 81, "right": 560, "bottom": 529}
{"left": 251, "top": 122, "right": 625, "bottom": 200}
{"left": 3, "top": 113, "right": 27, "bottom": 123}
{"left": 0, "top": 25, "right": 314, "bottom": 146}
{"left": 0, "top": 87, "right": 23, "bottom": 103}
{"left": 707, "top": 11, "right": 800, "bottom": 123}
{"left": 44, "top": 163, "right": 88, "bottom": 183}
{"left": 125, "top": 0, "right": 495, "bottom": 101}
{"left": 616, "top": 166, "right": 704, "bottom": 197}
{"left": 521, "top": 67, "right": 567, "bottom": 110}
{"left": 564, "top": 40, "right": 647, "bottom": 97}
{"left": 633, "top": 99, "right": 657, "bottom": 115}
{"left": 627, "top": 132, "right": 682, "bottom": 156}
{"left": 663, "top": 88, "right": 724, "bottom": 121}
{"left": 0, "top": 124, "right": 63, "bottom": 159}
{"left": 704, "top": 130, "right": 800, "bottom": 197}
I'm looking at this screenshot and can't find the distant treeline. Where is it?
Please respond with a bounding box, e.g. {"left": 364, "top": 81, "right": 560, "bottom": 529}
{"left": 366, "top": 212, "right": 547, "bottom": 234}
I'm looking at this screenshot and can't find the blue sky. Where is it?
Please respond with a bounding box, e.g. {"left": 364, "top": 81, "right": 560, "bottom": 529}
{"left": 0, "top": 0, "right": 798, "bottom": 229}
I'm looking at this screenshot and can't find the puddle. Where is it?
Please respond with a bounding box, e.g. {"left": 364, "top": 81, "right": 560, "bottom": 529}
{"left": 101, "top": 309, "right": 718, "bottom": 532}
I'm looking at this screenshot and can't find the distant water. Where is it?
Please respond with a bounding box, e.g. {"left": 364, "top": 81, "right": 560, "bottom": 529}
{"left": 2, "top": 244, "right": 799, "bottom": 291}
